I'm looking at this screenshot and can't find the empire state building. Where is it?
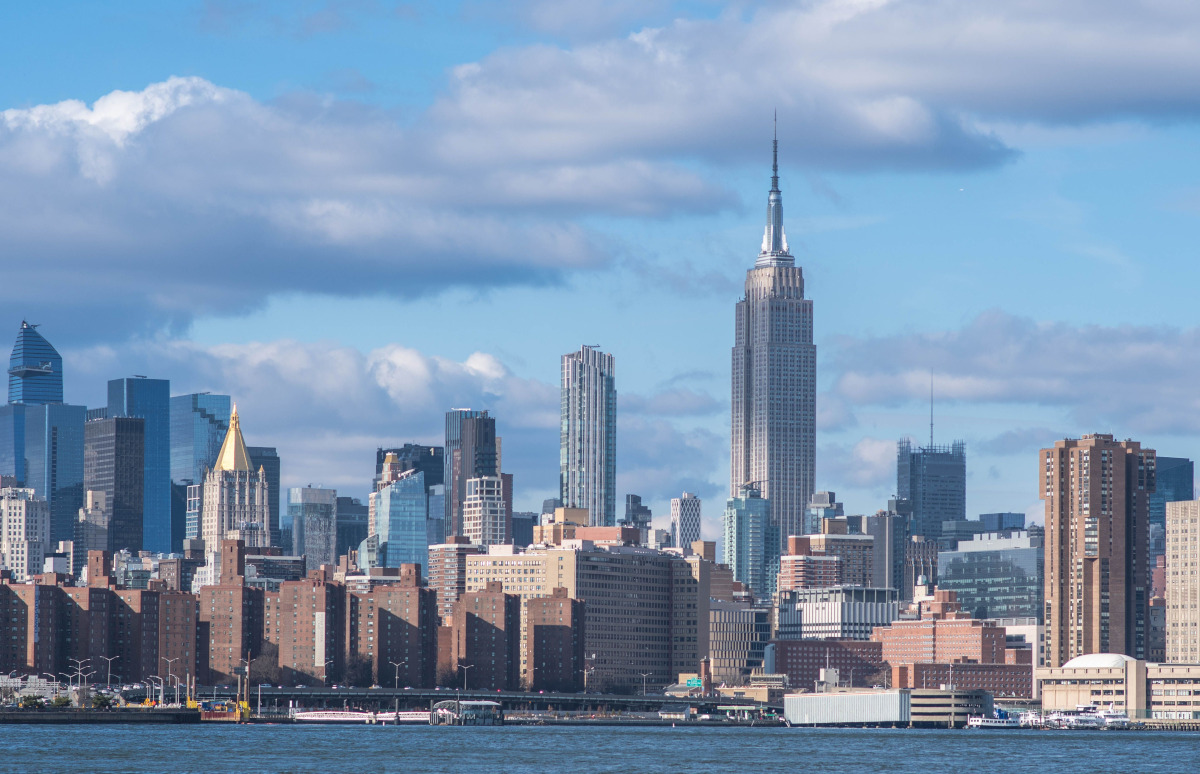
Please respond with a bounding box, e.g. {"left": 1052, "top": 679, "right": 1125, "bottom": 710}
{"left": 731, "top": 132, "right": 816, "bottom": 542}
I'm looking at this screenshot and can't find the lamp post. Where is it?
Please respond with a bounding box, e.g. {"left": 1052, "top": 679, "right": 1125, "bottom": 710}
{"left": 460, "top": 663, "right": 474, "bottom": 692}
{"left": 389, "top": 660, "right": 407, "bottom": 690}
{"left": 639, "top": 673, "right": 652, "bottom": 697}
{"left": 100, "top": 656, "right": 119, "bottom": 689}
{"left": 583, "top": 653, "right": 596, "bottom": 694}
{"left": 161, "top": 658, "right": 178, "bottom": 705}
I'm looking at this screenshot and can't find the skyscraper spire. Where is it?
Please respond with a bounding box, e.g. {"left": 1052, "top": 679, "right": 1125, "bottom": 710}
{"left": 758, "top": 114, "right": 792, "bottom": 266}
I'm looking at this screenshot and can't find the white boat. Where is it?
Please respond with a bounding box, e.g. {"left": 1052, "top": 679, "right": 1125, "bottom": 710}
{"left": 292, "top": 710, "right": 378, "bottom": 723}
{"left": 376, "top": 710, "right": 431, "bottom": 724}
{"left": 967, "top": 715, "right": 1021, "bottom": 729}
{"left": 1018, "top": 711, "right": 1044, "bottom": 728}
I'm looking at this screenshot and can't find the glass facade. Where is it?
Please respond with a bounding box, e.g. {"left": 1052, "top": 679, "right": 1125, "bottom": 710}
{"left": 898, "top": 439, "right": 967, "bottom": 541}
{"left": 84, "top": 416, "right": 145, "bottom": 553}
{"left": 288, "top": 486, "right": 337, "bottom": 572}
{"left": 722, "top": 484, "right": 779, "bottom": 600}
{"left": 374, "top": 470, "right": 429, "bottom": 571}
{"left": 938, "top": 530, "right": 1044, "bottom": 621}
{"left": 1150, "top": 456, "right": 1194, "bottom": 529}
{"left": 108, "top": 377, "right": 171, "bottom": 554}
{"left": 247, "top": 446, "right": 280, "bottom": 547}
{"left": 8, "top": 322, "right": 63, "bottom": 405}
{"left": 22, "top": 403, "right": 85, "bottom": 544}
{"left": 0, "top": 403, "right": 26, "bottom": 483}
{"left": 170, "top": 393, "right": 230, "bottom": 484}
{"left": 560, "top": 347, "right": 617, "bottom": 526}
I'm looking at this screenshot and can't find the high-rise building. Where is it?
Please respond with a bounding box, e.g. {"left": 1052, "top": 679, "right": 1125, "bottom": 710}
{"left": 709, "top": 601, "right": 771, "bottom": 685}
{"left": 108, "top": 377, "right": 171, "bottom": 554}
{"left": 1151, "top": 457, "right": 1194, "bottom": 529}
{"left": 623, "top": 494, "right": 652, "bottom": 527}
{"left": 898, "top": 439, "right": 966, "bottom": 541}
{"left": 200, "top": 407, "right": 271, "bottom": 566}
{"left": 289, "top": 486, "right": 338, "bottom": 573}
{"left": 23, "top": 403, "right": 86, "bottom": 544}
{"left": 804, "top": 491, "right": 843, "bottom": 535}
{"left": 0, "top": 487, "right": 50, "bottom": 582}
{"left": 170, "top": 393, "right": 230, "bottom": 551}
{"left": 444, "top": 411, "right": 497, "bottom": 538}
{"left": 428, "top": 537, "right": 485, "bottom": 622}
{"left": 84, "top": 416, "right": 145, "bottom": 554}
{"left": 463, "top": 476, "right": 508, "bottom": 546}
{"left": 777, "top": 586, "right": 900, "bottom": 640}
{"left": 722, "top": 484, "right": 779, "bottom": 601}
{"left": 365, "top": 469, "right": 430, "bottom": 571}
{"left": 1041, "top": 434, "right": 1154, "bottom": 667}
{"left": 335, "top": 496, "right": 369, "bottom": 558}
{"left": 525, "top": 587, "right": 585, "bottom": 692}
{"left": 865, "top": 498, "right": 911, "bottom": 593}
{"left": 8, "top": 321, "right": 62, "bottom": 405}
{"left": 938, "top": 529, "right": 1044, "bottom": 621}
{"left": 375, "top": 444, "right": 443, "bottom": 492}
{"left": 1166, "top": 499, "right": 1200, "bottom": 662}
{"left": 560, "top": 346, "right": 616, "bottom": 526}
{"left": 731, "top": 133, "right": 816, "bottom": 544}
{"left": 246, "top": 447, "right": 280, "bottom": 547}
{"left": 671, "top": 493, "right": 701, "bottom": 551}
{"left": 450, "top": 581, "right": 521, "bottom": 691}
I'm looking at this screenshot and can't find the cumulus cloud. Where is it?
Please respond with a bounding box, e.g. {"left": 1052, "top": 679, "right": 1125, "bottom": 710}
{"left": 831, "top": 310, "right": 1200, "bottom": 434}
{"left": 819, "top": 436, "right": 897, "bottom": 491}
{"left": 978, "top": 427, "right": 1064, "bottom": 456}
{"left": 616, "top": 416, "right": 726, "bottom": 504}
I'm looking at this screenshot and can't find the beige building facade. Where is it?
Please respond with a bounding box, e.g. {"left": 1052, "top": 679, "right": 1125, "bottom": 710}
{"left": 1166, "top": 500, "right": 1200, "bottom": 662}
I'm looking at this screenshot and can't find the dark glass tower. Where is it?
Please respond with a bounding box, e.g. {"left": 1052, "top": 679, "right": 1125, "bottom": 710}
{"left": 8, "top": 321, "right": 63, "bottom": 405}
{"left": 1150, "top": 456, "right": 1194, "bottom": 528}
{"left": 84, "top": 416, "right": 145, "bottom": 553}
{"left": 897, "top": 439, "right": 966, "bottom": 541}
{"left": 247, "top": 446, "right": 281, "bottom": 546}
{"left": 109, "top": 377, "right": 171, "bottom": 554}
{"left": 445, "top": 410, "right": 497, "bottom": 536}
{"left": 170, "top": 393, "right": 231, "bottom": 551}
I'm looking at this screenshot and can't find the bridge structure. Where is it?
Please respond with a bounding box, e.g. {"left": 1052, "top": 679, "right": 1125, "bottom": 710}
{"left": 120, "top": 685, "right": 777, "bottom": 715}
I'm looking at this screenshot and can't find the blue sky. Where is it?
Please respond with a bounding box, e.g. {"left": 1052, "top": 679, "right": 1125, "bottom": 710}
{"left": 4, "top": 0, "right": 1200, "bottom": 537}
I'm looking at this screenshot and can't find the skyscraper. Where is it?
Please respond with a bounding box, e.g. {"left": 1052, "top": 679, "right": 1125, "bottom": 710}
{"left": 170, "top": 393, "right": 231, "bottom": 551}
{"left": 463, "top": 475, "right": 508, "bottom": 546}
{"left": 731, "top": 131, "right": 815, "bottom": 543}
{"left": 722, "top": 484, "right": 779, "bottom": 601}
{"left": 897, "top": 439, "right": 966, "bottom": 541}
{"left": 84, "top": 416, "right": 146, "bottom": 553}
{"left": 377, "top": 443, "right": 446, "bottom": 542}
{"left": 201, "top": 406, "right": 270, "bottom": 559}
{"left": 671, "top": 492, "right": 701, "bottom": 551}
{"left": 289, "top": 486, "right": 337, "bottom": 573}
{"left": 1041, "top": 434, "right": 1154, "bottom": 666}
{"left": 560, "top": 346, "right": 616, "bottom": 526}
{"left": 363, "top": 469, "right": 430, "bottom": 571}
{"left": 444, "top": 410, "right": 497, "bottom": 537}
{"left": 1166, "top": 499, "right": 1200, "bottom": 662}
{"left": 246, "top": 446, "right": 280, "bottom": 546}
{"left": 8, "top": 321, "right": 62, "bottom": 405}
{"left": 0, "top": 486, "right": 50, "bottom": 582}
{"left": 109, "top": 377, "right": 171, "bottom": 554}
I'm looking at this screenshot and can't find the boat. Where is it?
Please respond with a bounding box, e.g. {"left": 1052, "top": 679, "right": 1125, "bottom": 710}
{"left": 1018, "top": 711, "right": 1044, "bottom": 728}
{"left": 292, "top": 710, "right": 378, "bottom": 723}
{"left": 1043, "top": 704, "right": 1129, "bottom": 730}
{"left": 967, "top": 709, "right": 1021, "bottom": 729}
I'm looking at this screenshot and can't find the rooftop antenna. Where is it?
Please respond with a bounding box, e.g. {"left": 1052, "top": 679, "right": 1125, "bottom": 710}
{"left": 929, "top": 372, "right": 934, "bottom": 448}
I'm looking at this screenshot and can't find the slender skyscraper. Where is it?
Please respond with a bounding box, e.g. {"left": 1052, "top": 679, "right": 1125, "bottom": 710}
{"left": 445, "top": 410, "right": 496, "bottom": 538}
{"left": 731, "top": 127, "right": 815, "bottom": 543}
{"left": 560, "top": 346, "right": 616, "bottom": 526}
{"left": 670, "top": 492, "right": 701, "bottom": 551}
{"left": 109, "top": 377, "right": 171, "bottom": 554}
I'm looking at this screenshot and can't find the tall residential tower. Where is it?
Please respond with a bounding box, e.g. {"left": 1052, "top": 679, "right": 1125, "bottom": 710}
{"left": 560, "top": 346, "right": 616, "bottom": 526}
{"left": 731, "top": 131, "right": 815, "bottom": 543}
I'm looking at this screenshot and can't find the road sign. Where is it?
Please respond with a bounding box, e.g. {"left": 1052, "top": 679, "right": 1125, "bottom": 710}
{"left": 686, "top": 678, "right": 702, "bottom": 687}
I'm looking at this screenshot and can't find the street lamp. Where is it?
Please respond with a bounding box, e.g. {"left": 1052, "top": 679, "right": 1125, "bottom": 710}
{"left": 583, "top": 653, "right": 596, "bottom": 693}
{"left": 639, "top": 672, "right": 652, "bottom": 697}
{"left": 100, "top": 656, "right": 119, "bottom": 689}
{"left": 161, "top": 657, "right": 178, "bottom": 704}
{"left": 460, "top": 663, "right": 474, "bottom": 692}
{"left": 389, "top": 660, "right": 407, "bottom": 690}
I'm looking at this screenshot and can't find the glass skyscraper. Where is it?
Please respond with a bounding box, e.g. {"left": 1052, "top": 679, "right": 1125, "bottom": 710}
{"left": 247, "top": 446, "right": 281, "bottom": 546}
{"left": 108, "top": 377, "right": 171, "bottom": 554}
{"left": 937, "top": 528, "right": 1044, "bottom": 621}
{"left": 1150, "top": 456, "right": 1194, "bottom": 529}
{"left": 722, "top": 484, "right": 779, "bottom": 601}
{"left": 170, "top": 393, "right": 231, "bottom": 550}
{"left": 560, "top": 346, "right": 616, "bottom": 526}
{"left": 8, "top": 321, "right": 63, "bottom": 405}
{"left": 731, "top": 134, "right": 816, "bottom": 543}
{"left": 897, "top": 439, "right": 966, "bottom": 541}
{"left": 444, "top": 410, "right": 496, "bottom": 537}
{"left": 84, "top": 416, "right": 146, "bottom": 553}
{"left": 1, "top": 323, "right": 84, "bottom": 541}
{"left": 24, "top": 403, "right": 86, "bottom": 543}
{"left": 366, "top": 469, "right": 429, "bottom": 570}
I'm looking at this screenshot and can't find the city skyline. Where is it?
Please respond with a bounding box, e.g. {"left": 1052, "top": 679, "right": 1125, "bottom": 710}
{"left": 6, "top": 2, "right": 1200, "bottom": 540}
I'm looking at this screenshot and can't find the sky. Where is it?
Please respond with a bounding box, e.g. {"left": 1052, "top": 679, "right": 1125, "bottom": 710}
{"left": 4, "top": 0, "right": 1200, "bottom": 540}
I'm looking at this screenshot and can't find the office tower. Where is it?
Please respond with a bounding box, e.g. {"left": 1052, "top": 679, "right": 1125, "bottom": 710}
{"left": 444, "top": 410, "right": 498, "bottom": 537}
{"left": 246, "top": 446, "right": 280, "bottom": 546}
{"left": 289, "top": 486, "right": 338, "bottom": 573}
{"left": 979, "top": 512, "right": 1026, "bottom": 532}
{"left": 804, "top": 491, "right": 844, "bottom": 535}
{"left": 1166, "top": 500, "right": 1200, "bottom": 662}
{"left": 463, "top": 476, "right": 508, "bottom": 546}
{"left": 897, "top": 439, "right": 966, "bottom": 541}
{"left": 865, "top": 498, "right": 911, "bottom": 593}
{"left": 731, "top": 133, "right": 816, "bottom": 544}
{"left": 375, "top": 444, "right": 443, "bottom": 491}
{"left": 8, "top": 321, "right": 62, "bottom": 405}
{"left": 1041, "top": 434, "right": 1154, "bottom": 666}
{"left": 709, "top": 602, "right": 771, "bottom": 685}
{"left": 335, "top": 496, "right": 369, "bottom": 557}
{"left": 84, "top": 416, "right": 145, "bottom": 553}
{"left": 671, "top": 493, "right": 702, "bottom": 551}
{"left": 74, "top": 490, "right": 109, "bottom": 576}
{"left": 108, "top": 377, "right": 170, "bottom": 554}
{"left": 560, "top": 346, "right": 616, "bottom": 526}
{"left": 510, "top": 512, "right": 537, "bottom": 548}
{"left": 365, "top": 469, "right": 430, "bottom": 571}
{"left": 0, "top": 487, "right": 50, "bottom": 582}
{"left": 1151, "top": 457, "right": 1194, "bottom": 529}
{"left": 170, "top": 393, "right": 230, "bottom": 551}
{"left": 722, "top": 484, "right": 779, "bottom": 601}
{"left": 623, "top": 494, "right": 652, "bottom": 527}
{"left": 778, "top": 587, "right": 900, "bottom": 640}
{"left": 938, "top": 528, "right": 1044, "bottom": 620}
{"left": 23, "top": 403, "right": 86, "bottom": 543}
{"left": 201, "top": 407, "right": 271, "bottom": 561}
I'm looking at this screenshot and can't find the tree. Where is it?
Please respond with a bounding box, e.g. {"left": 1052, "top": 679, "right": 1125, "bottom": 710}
{"left": 92, "top": 693, "right": 115, "bottom": 709}
{"left": 49, "top": 696, "right": 72, "bottom": 708}
{"left": 19, "top": 695, "right": 44, "bottom": 710}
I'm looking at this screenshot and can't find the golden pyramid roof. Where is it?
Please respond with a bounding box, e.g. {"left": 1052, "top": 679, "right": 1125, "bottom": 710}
{"left": 214, "top": 403, "right": 252, "bottom": 472}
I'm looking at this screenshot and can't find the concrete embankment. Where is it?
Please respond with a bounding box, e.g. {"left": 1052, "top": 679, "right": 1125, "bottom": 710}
{"left": 0, "top": 709, "right": 200, "bottom": 724}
